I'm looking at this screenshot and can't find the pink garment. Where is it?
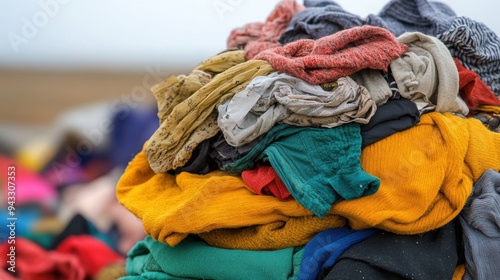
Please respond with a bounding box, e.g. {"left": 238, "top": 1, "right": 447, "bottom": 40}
{"left": 0, "top": 155, "right": 56, "bottom": 208}
{"left": 241, "top": 165, "right": 292, "bottom": 201}
{"left": 226, "top": 0, "right": 304, "bottom": 60}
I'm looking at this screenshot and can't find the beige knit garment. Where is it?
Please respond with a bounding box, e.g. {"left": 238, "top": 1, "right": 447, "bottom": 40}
{"left": 390, "top": 32, "right": 469, "bottom": 115}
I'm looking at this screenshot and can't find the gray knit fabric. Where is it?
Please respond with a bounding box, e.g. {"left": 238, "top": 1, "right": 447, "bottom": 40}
{"left": 459, "top": 169, "right": 500, "bottom": 280}
{"left": 437, "top": 16, "right": 500, "bottom": 96}
{"left": 278, "top": 0, "right": 364, "bottom": 44}
{"left": 365, "top": 0, "right": 455, "bottom": 36}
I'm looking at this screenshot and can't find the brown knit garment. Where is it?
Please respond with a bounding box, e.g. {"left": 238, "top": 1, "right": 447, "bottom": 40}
{"left": 254, "top": 25, "right": 408, "bottom": 85}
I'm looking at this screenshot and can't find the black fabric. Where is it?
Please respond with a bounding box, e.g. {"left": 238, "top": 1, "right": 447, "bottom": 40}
{"left": 209, "top": 132, "right": 262, "bottom": 170}
{"left": 320, "top": 220, "right": 461, "bottom": 280}
{"left": 49, "top": 213, "right": 91, "bottom": 249}
{"left": 170, "top": 136, "right": 219, "bottom": 175}
{"left": 361, "top": 98, "right": 420, "bottom": 148}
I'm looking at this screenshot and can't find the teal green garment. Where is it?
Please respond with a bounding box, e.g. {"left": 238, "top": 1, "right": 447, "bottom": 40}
{"left": 223, "top": 123, "right": 380, "bottom": 218}
{"left": 120, "top": 235, "right": 304, "bottom": 280}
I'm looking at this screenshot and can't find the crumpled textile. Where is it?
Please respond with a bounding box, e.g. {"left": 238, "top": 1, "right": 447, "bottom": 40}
{"left": 123, "top": 235, "right": 303, "bottom": 280}
{"left": 365, "top": 0, "right": 456, "bottom": 36}
{"left": 254, "top": 26, "right": 407, "bottom": 85}
{"left": 226, "top": 0, "right": 304, "bottom": 60}
{"left": 330, "top": 112, "right": 500, "bottom": 234}
{"left": 0, "top": 235, "right": 123, "bottom": 280}
{"left": 454, "top": 58, "right": 500, "bottom": 112}
{"left": 145, "top": 50, "right": 275, "bottom": 173}
{"left": 437, "top": 16, "right": 500, "bottom": 96}
{"left": 320, "top": 220, "right": 461, "bottom": 280}
{"left": 222, "top": 123, "right": 381, "bottom": 218}
{"left": 0, "top": 238, "right": 85, "bottom": 280}
{"left": 349, "top": 69, "right": 393, "bottom": 106}
{"left": 116, "top": 150, "right": 346, "bottom": 249}
{"left": 278, "top": 0, "right": 364, "bottom": 44}
{"left": 360, "top": 98, "right": 420, "bottom": 148}
{"left": 298, "top": 227, "right": 379, "bottom": 280}
{"left": 198, "top": 215, "right": 345, "bottom": 251}
{"left": 459, "top": 169, "right": 500, "bottom": 280}
{"left": 390, "top": 32, "right": 469, "bottom": 115}
{"left": 218, "top": 72, "right": 376, "bottom": 147}
{"left": 241, "top": 164, "right": 292, "bottom": 201}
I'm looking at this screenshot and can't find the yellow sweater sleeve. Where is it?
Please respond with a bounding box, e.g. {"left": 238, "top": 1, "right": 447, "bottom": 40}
{"left": 331, "top": 112, "right": 500, "bottom": 234}
{"left": 116, "top": 147, "right": 345, "bottom": 248}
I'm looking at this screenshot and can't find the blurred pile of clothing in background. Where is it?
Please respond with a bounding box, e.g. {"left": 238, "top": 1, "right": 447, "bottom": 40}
{"left": 0, "top": 101, "right": 158, "bottom": 279}
{"left": 3, "top": 0, "right": 500, "bottom": 279}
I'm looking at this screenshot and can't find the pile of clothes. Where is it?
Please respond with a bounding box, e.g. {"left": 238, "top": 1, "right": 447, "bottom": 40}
{"left": 0, "top": 103, "right": 159, "bottom": 279}
{"left": 117, "top": 0, "right": 500, "bottom": 279}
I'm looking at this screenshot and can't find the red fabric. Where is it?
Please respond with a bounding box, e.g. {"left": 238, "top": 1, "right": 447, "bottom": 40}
{"left": 0, "top": 238, "right": 85, "bottom": 280}
{"left": 0, "top": 236, "right": 123, "bottom": 279}
{"left": 254, "top": 26, "right": 407, "bottom": 85}
{"left": 241, "top": 165, "right": 292, "bottom": 201}
{"left": 226, "top": 0, "right": 303, "bottom": 60}
{"left": 55, "top": 235, "right": 124, "bottom": 278}
{"left": 454, "top": 58, "right": 500, "bottom": 111}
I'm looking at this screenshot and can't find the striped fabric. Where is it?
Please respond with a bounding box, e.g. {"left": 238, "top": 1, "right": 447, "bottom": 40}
{"left": 437, "top": 17, "right": 500, "bottom": 96}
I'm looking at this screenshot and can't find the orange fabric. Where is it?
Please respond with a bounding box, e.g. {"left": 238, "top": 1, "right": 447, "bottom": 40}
{"left": 452, "top": 264, "right": 465, "bottom": 280}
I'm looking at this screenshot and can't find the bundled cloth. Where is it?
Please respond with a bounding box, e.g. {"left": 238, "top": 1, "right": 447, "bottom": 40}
{"left": 254, "top": 25, "right": 407, "bottom": 85}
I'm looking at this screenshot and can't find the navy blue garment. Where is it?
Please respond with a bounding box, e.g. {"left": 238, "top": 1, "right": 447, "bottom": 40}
{"left": 109, "top": 106, "right": 158, "bottom": 169}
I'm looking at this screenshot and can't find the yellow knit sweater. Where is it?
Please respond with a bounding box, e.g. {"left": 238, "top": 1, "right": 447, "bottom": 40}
{"left": 331, "top": 112, "right": 500, "bottom": 234}
{"left": 116, "top": 112, "right": 500, "bottom": 250}
{"left": 116, "top": 149, "right": 345, "bottom": 248}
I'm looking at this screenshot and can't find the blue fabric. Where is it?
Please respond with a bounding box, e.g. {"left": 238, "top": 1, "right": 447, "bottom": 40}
{"left": 110, "top": 106, "right": 158, "bottom": 169}
{"left": 298, "top": 227, "right": 379, "bottom": 280}
{"left": 223, "top": 123, "right": 380, "bottom": 218}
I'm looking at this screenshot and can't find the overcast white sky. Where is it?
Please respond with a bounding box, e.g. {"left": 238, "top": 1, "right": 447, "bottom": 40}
{"left": 1, "top": 0, "right": 498, "bottom": 72}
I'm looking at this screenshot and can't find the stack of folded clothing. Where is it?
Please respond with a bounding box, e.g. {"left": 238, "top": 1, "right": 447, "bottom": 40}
{"left": 116, "top": 0, "right": 500, "bottom": 279}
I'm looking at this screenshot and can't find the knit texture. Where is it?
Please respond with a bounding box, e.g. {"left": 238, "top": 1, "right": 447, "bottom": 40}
{"left": 278, "top": 0, "right": 364, "bottom": 44}
{"left": 226, "top": 0, "right": 304, "bottom": 60}
{"left": 330, "top": 112, "right": 500, "bottom": 234}
{"left": 116, "top": 149, "right": 346, "bottom": 249}
{"left": 254, "top": 25, "right": 407, "bottom": 85}
{"left": 437, "top": 17, "right": 500, "bottom": 96}
{"left": 454, "top": 59, "right": 500, "bottom": 112}
{"left": 198, "top": 215, "right": 344, "bottom": 251}
{"left": 459, "top": 169, "right": 500, "bottom": 280}
{"left": 365, "top": 0, "right": 455, "bottom": 36}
